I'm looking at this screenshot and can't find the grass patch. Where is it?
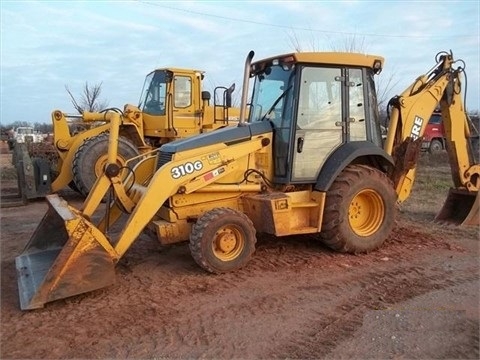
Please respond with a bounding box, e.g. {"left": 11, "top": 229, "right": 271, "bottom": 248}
{"left": 413, "top": 173, "right": 452, "bottom": 192}
{"left": 414, "top": 152, "right": 453, "bottom": 192}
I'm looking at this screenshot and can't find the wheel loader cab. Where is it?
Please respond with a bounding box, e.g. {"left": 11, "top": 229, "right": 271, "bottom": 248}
{"left": 138, "top": 68, "right": 237, "bottom": 143}
{"left": 139, "top": 69, "right": 199, "bottom": 115}
{"left": 248, "top": 53, "right": 386, "bottom": 185}
{"left": 139, "top": 68, "right": 203, "bottom": 140}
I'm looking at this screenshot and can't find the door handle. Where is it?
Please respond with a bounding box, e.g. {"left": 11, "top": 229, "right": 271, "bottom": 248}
{"left": 297, "top": 137, "right": 304, "bottom": 153}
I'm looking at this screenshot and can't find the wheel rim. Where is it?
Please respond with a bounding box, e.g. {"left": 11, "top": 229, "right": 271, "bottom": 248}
{"left": 93, "top": 154, "right": 128, "bottom": 178}
{"left": 212, "top": 225, "right": 245, "bottom": 261}
{"left": 349, "top": 189, "right": 384, "bottom": 237}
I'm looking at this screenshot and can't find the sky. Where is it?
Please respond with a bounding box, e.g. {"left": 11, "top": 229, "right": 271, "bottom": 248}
{"left": 1, "top": 0, "right": 479, "bottom": 126}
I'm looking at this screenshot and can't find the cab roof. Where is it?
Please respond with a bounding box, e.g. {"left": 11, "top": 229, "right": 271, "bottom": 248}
{"left": 253, "top": 52, "right": 385, "bottom": 69}
{"left": 148, "top": 68, "right": 205, "bottom": 76}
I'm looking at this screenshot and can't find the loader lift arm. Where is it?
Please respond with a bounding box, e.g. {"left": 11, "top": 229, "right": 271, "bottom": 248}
{"left": 16, "top": 109, "right": 272, "bottom": 309}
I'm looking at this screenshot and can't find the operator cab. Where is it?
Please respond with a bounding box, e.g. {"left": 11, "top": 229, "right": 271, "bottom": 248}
{"left": 248, "top": 53, "right": 385, "bottom": 185}
{"left": 139, "top": 68, "right": 203, "bottom": 116}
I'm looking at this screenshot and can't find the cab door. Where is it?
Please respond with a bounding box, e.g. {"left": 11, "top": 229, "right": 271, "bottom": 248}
{"left": 172, "top": 74, "right": 199, "bottom": 133}
{"left": 291, "top": 66, "right": 343, "bottom": 182}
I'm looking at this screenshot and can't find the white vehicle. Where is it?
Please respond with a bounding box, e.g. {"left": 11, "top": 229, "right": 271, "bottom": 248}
{"left": 13, "top": 127, "right": 43, "bottom": 143}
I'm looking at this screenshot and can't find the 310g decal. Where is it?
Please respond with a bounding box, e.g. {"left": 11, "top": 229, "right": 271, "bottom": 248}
{"left": 171, "top": 161, "right": 203, "bottom": 179}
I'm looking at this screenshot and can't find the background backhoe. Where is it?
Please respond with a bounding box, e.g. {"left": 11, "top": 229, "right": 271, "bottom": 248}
{"left": 11, "top": 67, "right": 240, "bottom": 201}
{"left": 15, "top": 50, "right": 479, "bottom": 310}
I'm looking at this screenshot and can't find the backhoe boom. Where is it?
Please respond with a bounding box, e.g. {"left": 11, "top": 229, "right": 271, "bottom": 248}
{"left": 386, "top": 52, "right": 454, "bottom": 200}
{"left": 385, "top": 50, "right": 479, "bottom": 224}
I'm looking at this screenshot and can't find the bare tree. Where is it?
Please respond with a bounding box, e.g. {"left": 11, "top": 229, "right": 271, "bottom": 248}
{"left": 288, "top": 31, "right": 368, "bottom": 54}
{"left": 328, "top": 34, "right": 368, "bottom": 54}
{"left": 287, "top": 29, "right": 323, "bottom": 52}
{"left": 376, "top": 69, "right": 400, "bottom": 124}
{"left": 65, "top": 82, "right": 109, "bottom": 114}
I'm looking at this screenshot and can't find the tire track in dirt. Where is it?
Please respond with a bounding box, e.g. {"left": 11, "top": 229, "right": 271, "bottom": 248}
{"left": 1, "top": 214, "right": 477, "bottom": 359}
{"left": 270, "top": 261, "right": 478, "bottom": 359}
{"left": 138, "top": 254, "right": 476, "bottom": 359}
{"left": 171, "top": 224, "right": 474, "bottom": 359}
{"left": 67, "top": 225, "right": 474, "bottom": 358}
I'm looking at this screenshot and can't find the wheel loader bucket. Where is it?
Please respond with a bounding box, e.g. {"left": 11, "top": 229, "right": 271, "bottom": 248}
{"left": 435, "top": 188, "right": 480, "bottom": 226}
{"left": 15, "top": 194, "right": 117, "bottom": 310}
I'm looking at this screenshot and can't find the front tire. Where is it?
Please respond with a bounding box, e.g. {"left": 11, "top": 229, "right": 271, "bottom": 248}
{"left": 72, "top": 133, "right": 140, "bottom": 197}
{"left": 320, "top": 165, "right": 396, "bottom": 253}
{"left": 189, "top": 208, "right": 257, "bottom": 273}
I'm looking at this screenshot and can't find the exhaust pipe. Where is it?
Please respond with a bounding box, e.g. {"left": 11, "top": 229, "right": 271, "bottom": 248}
{"left": 239, "top": 50, "right": 255, "bottom": 126}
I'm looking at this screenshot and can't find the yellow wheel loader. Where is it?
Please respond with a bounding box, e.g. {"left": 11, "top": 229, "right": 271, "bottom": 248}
{"left": 16, "top": 50, "right": 479, "bottom": 310}
{"left": 15, "top": 68, "right": 240, "bottom": 199}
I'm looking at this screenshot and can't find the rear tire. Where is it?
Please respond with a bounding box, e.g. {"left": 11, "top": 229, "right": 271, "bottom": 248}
{"left": 189, "top": 208, "right": 257, "bottom": 273}
{"left": 72, "top": 133, "right": 140, "bottom": 197}
{"left": 320, "top": 164, "right": 396, "bottom": 253}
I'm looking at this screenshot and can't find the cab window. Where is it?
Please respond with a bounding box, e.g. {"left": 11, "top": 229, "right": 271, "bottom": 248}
{"left": 348, "top": 68, "right": 367, "bottom": 141}
{"left": 174, "top": 76, "right": 192, "bottom": 108}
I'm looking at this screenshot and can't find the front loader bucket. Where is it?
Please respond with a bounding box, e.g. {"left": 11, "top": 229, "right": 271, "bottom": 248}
{"left": 15, "top": 194, "right": 117, "bottom": 310}
{"left": 435, "top": 188, "right": 480, "bottom": 226}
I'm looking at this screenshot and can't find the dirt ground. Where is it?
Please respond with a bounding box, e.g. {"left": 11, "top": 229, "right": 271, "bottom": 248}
{"left": 0, "top": 142, "right": 479, "bottom": 359}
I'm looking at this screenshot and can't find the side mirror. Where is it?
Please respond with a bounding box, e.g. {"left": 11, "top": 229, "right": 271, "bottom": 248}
{"left": 202, "top": 91, "right": 211, "bottom": 101}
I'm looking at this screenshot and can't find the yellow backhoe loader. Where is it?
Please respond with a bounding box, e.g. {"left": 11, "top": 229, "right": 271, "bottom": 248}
{"left": 13, "top": 68, "right": 239, "bottom": 200}
{"left": 16, "top": 50, "right": 479, "bottom": 310}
